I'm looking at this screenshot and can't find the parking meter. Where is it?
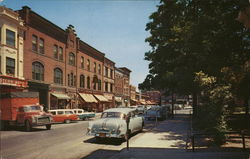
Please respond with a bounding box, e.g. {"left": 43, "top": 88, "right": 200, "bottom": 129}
{"left": 126, "top": 116, "right": 130, "bottom": 151}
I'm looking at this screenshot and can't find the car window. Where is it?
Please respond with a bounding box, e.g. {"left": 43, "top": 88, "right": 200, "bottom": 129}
{"left": 65, "top": 111, "right": 73, "bottom": 114}
{"left": 58, "top": 111, "right": 64, "bottom": 115}
{"left": 74, "top": 110, "right": 77, "bottom": 113}
{"left": 101, "top": 112, "right": 125, "bottom": 119}
{"left": 50, "top": 111, "right": 56, "bottom": 115}
{"left": 78, "top": 110, "right": 82, "bottom": 113}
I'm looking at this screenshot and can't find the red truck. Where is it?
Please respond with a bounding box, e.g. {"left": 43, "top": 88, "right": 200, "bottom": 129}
{"left": 0, "top": 92, "right": 52, "bottom": 131}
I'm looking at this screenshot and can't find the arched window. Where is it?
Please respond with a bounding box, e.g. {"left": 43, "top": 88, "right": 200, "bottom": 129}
{"left": 32, "top": 62, "right": 44, "bottom": 81}
{"left": 54, "top": 68, "right": 63, "bottom": 84}
{"left": 80, "top": 75, "right": 85, "bottom": 88}
{"left": 69, "top": 52, "right": 75, "bottom": 66}
{"left": 87, "top": 76, "right": 90, "bottom": 89}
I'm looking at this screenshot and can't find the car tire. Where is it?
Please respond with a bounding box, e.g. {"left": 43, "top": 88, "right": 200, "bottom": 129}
{"left": 65, "top": 119, "right": 70, "bottom": 124}
{"left": 46, "top": 124, "right": 51, "bottom": 130}
{"left": 25, "top": 120, "right": 32, "bottom": 132}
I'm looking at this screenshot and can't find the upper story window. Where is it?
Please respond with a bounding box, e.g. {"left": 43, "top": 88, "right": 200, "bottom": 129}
{"left": 69, "top": 53, "right": 75, "bottom": 66}
{"left": 59, "top": 47, "right": 63, "bottom": 61}
{"left": 6, "top": 29, "right": 15, "bottom": 47}
{"left": 98, "top": 64, "right": 101, "bottom": 75}
{"left": 105, "top": 67, "right": 108, "bottom": 77}
{"left": 80, "top": 74, "right": 85, "bottom": 88}
{"left": 39, "top": 38, "right": 44, "bottom": 54}
{"left": 98, "top": 79, "right": 101, "bottom": 91}
{"left": 32, "top": 62, "right": 44, "bottom": 81}
{"left": 105, "top": 82, "right": 108, "bottom": 92}
{"left": 6, "top": 57, "right": 15, "bottom": 76}
{"left": 87, "top": 76, "right": 90, "bottom": 89}
{"left": 54, "top": 45, "right": 58, "bottom": 59}
{"left": 32, "top": 35, "right": 38, "bottom": 52}
{"left": 80, "top": 57, "right": 84, "bottom": 69}
{"left": 87, "top": 59, "right": 90, "bottom": 71}
{"left": 110, "top": 69, "right": 113, "bottom": 79}
{"left": 94, "top": 62, "right": 96, "bottom": 73}
{"left": 54, "top": 68, "right": 63, "bottom": 85}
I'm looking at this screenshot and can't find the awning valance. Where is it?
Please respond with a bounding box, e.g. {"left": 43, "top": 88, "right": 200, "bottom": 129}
{"left": 94, "top": 94, "right": 109, "bottom": 102}
{"left": 79, "top": 93, "right": 98, "bottom": 103}
{"left": 51, "top": 93, "right": 71, "bottom": 100}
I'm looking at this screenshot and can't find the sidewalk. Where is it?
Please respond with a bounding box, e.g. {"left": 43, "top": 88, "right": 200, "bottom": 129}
{"left": 109, "top": 113, "right": 249, "bottom": 159}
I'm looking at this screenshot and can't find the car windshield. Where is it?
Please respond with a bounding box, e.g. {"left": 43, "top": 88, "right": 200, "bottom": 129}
{"left": 101, "top": 112, "right": 125, "bottom": 119}
{"left": 23, "top": 106, "right": 41, "bottom": 112}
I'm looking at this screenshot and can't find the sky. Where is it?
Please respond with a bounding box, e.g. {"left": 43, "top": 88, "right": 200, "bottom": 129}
{"left": 1, "top": 0, "right": 159, "bottom": 89}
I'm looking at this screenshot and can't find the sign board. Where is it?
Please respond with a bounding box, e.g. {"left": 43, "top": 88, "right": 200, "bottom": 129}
{"left": 0, "top": 76, "right": 28, "bottom": 88}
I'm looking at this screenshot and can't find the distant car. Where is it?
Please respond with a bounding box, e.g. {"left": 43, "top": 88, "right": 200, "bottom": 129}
{"left": 73, "top": 109, "right": 95, "bottom": 120}
{"left": 145, "top": 105, "right": 169, "bottom": 120}
{"left": 48, "top": 109, "right": 78, "bottom": 124}
{"left": 87, "top": 108, "right": 144, "bottom": 140}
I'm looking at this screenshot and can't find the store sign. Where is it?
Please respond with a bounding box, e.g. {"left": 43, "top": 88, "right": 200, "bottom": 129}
{"left": 0, "top": 76, "right": 28, "bottom": 88}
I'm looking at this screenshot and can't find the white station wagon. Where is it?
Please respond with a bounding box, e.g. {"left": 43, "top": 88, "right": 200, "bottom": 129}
{"left": 87, "top": 108, "right": 144, "bottom": 140}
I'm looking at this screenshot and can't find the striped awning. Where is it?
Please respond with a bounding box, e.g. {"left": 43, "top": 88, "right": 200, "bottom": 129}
{"left": 51, "top": 93, "right": 71, "bottom": 100}
{"left": 79, "top": 93, "right": 98, "bottom": 103}
{"left": 94, "top": 94, "right": 109, "bottom": 102}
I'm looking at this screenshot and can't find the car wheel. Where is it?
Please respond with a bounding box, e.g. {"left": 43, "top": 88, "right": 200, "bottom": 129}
{"left": 25, "top": 120, "right": 32, "bottom": 132}
{"left": 65, "top": 119, "right": 70, "bottom": 124}
{"left": 46, "top": 124, "right": 51, "bottom": 130}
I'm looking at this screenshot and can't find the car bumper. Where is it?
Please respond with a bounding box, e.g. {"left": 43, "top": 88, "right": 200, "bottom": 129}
{"left": 88, "top": 132, "right": 124, "bottom": 138}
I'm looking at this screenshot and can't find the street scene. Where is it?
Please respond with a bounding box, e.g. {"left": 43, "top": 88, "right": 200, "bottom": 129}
{"left": 1, "top": 0, "right": 250, "bottom": 159}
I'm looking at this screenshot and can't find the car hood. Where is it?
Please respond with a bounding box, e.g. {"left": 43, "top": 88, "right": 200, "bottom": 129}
{"left": 90, "top": 118, "right": 124, "bottom": 130}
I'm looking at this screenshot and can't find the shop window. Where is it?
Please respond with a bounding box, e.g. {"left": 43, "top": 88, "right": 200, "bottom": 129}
{"left": 32, "top": 62, "right": 44, "bottom": 81}
{"left": 6, "top": 29, "right": 15, "bottom": 47}
{"left": 59, "top": 47, "right": 63, "bottom": 61}
{"left": 69, "top": 53, "right": 75, "bottom": 66}
{"left": 54, "top": 68, "right": 63, "bottom": 85}
{"left": 6, "top": 57, "right": 15, "bottom": 76}
{"left": 32, "top": 35, "right": 38, "bottom": 52}
{"left": 39, "top": 38, "right": 44, "bottom": 54}
{"left": 54, "top": 45, "right": 58, "bottom": 59}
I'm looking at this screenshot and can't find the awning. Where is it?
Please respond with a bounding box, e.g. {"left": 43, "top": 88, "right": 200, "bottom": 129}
{"left": 115, "top": 97, "right": 122, "bottom": 103}
{"left": 130, "top": 98, "right": 137, "bottom": 102}
{"left": 94, "top": 94, "right": 109, "bottom": 102}
{"left": 79, "top": 93, "right": 98, "bottom": 103}
{"left": 140, "top": 100, "right": 146, "bottom": 105}
{"left": 51, "top": 93, "right": 71, "bottom": 100}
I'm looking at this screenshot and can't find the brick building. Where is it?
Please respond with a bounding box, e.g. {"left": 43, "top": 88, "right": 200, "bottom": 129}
{"left": 0, "top": 6, "right": 28, "bottom": 94}
{"left": 129, "top": 85, "right": 136, "bottom": 106}
{"left": 17, "top": 6, "right": 108, "bottom": 112}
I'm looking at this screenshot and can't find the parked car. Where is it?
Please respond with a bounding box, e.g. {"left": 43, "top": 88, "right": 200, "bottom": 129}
{"left": 48, "top": 109, "right": 78, "bottom": 124}
{"left": 73, "top": 109, "right": 95, "bottom": 120}
{"left": 136, "top": 105, "right": 147, "bottom": 114}
{"left": 145, "top": 105, "right": 169, "bottom": 120}
{"left": 87, "top": 108, "right": 144, "bottom": 140}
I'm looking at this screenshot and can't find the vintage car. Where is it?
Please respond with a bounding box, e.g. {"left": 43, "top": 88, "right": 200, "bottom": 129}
{"left": 73, "top": 109, "right": 95, "bottom": 120}
{"left": 145, "top": 105, "right": 169, "bottom": 121}
{"left": 87, "top": 108, "right": 144, "bottom": 140}
{"left": 48, "top": 109, "right": 78, "bottom": 124}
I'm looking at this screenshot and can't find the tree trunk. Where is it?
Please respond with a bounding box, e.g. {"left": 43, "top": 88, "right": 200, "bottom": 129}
{"left": 192, "top": 92, "right": 198, "bottom": 118}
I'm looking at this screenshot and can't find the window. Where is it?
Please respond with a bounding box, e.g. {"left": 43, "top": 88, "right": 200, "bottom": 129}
{"left": 32, "top": 35, "right": 38, "bottom": 51}
{"left": 110, "top": 83, "right": 113, "bottom": 92}
{"left": 54, "top": 45, "right": 58, "bottom": 59}
{"left": 94, "top": 62, "right": 96, "bottom": 73}
{"left": 0, "top": 27, "right": 2, "bottom": 43}
{"left": 80, "top": 75, "right": 85, "bottom": 88}
{"left": 98, "top": 79, "right": 101, "bottom": 90}
{"left": 6, "top": 57, "right": 15, "bottom": 75}
{"left": 6, "top": 29, "right": 15, "bottom": 47}
{"left": 70, "top": 73, "right": 73, "bottom": 86}
{"left": 68, "top": 74, "right": 70, "bottom": 86}
{"left": 98, "top": 64, "right": 101, "bottom": 74}
{"left": 69, "top": 53, "right": 75, "bottom": 66}
{"left": 105, "top": 82, "right": 108, "bottom": 92}
{"left": 80, "top": 57, "right": 84, "bottom": 68}
{"left": 32, "top": 62, "right": 44, "bottom": 81}
{"left": 54, "top": 68, "right": 63, "bottom": 84}
{"left": 39, "top": 38, "right": 44, "bottom": 54}
{"left": 74, "top": 75, "right": 76, "bottom": 86}
{"left": 59, "top": 47, "right": 63, "bottom": 61}
{"left": 87, "top": 76, "right": 90, "bottom": 89}
{"left": 105, "top": 67, "right": 108, "bottom": 77}
{"left": 110, "top": 69, "right": 113, "bottom": 79}
{"left": 87, "top": 59, "right": 90, "bottom": 71}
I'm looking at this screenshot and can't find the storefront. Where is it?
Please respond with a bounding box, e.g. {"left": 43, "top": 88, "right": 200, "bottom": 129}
{"left": 93, "top": 94, "right": 109, "bottom": 111}
{"left": 50, "top": 93, "right": 71, "bottom": 109}
{"left": 115, "top": 96, "right": 122, "bottom": 107}
{"left": 78, "top": 93, "right": 98, "bottom": 112}
{"left": 104, "top": 93, "right": 115, "bottom": 109}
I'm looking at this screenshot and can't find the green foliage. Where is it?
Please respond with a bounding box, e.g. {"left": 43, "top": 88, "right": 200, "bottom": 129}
{"left": 195, "top": 72, "right": 232, "bottom": 145}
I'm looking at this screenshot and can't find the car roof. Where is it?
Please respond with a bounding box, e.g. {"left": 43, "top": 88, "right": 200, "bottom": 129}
{"left": 103, "top": 108, "right": 135, "bottom": 114}
{"left": 48, "top": 109, "right": 74, "bottom": 111}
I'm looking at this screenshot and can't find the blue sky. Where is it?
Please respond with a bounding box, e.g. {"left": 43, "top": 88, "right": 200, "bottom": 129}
{"left": 2, "top": 0, "right": 159, "bottom": 88}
